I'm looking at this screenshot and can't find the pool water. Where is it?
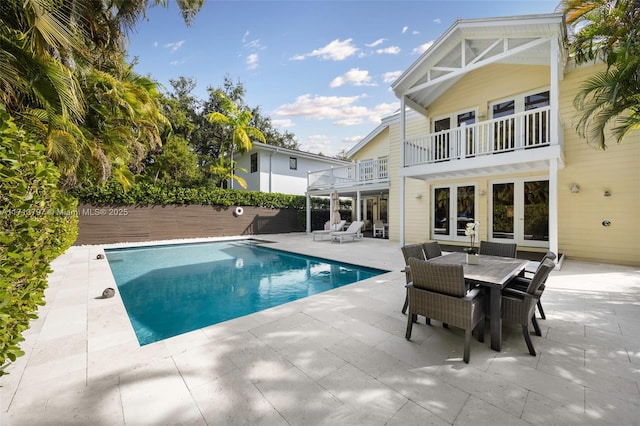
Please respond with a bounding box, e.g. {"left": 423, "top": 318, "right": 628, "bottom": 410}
{"left": 105, "top": 240, "right": 388, "bottom": 345}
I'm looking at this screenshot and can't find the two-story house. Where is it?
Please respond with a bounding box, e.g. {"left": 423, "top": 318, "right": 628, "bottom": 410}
{"left": 307, "top": 12, "right": 639, "bottom": 266}
{"left": 233, "top": 141, "right": 352, "bottom": 195}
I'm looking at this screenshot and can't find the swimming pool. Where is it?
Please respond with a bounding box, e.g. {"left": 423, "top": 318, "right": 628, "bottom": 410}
{"left": 105, "top": 240, "right": 389, "bottom": 345}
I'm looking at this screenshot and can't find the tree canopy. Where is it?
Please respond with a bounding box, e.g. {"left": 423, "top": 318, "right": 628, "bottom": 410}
{"left": 562, "top": 0, "right": 640, "bottom": 148}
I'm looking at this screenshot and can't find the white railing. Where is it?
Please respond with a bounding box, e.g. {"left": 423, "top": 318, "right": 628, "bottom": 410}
{"left": 404, "top": 107, "right": 554, "bottom": 167}
{"left": 308, "top": 157, "right": 389, "bottom": 191}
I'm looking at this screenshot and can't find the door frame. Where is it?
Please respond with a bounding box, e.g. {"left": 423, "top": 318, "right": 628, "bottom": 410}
{"left": 488, "top": 177, "right": 549, "bottom": 248}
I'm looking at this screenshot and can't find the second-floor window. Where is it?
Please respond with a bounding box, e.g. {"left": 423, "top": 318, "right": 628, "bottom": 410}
{"left": 250, "top": 153, "right": 258, "bottom": 173}
{"left": 289, "top": 157, "right": 297, "bottom": 170}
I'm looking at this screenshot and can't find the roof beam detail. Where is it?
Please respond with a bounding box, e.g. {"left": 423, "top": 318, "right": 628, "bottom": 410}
{"left": 404, "top": 36, "right": 551, "bottom": 97}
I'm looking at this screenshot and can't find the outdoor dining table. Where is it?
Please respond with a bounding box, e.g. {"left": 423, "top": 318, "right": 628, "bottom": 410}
{"left": 427, "top": 251, "right": 528, "bottom": 351}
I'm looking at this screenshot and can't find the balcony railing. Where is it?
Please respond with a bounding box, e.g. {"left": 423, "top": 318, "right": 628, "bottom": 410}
{"left": 308, "top": 157, "right": 389, "bottom": 191}
{"left": 404, "top": 106, "right": 554, "bottom": 167}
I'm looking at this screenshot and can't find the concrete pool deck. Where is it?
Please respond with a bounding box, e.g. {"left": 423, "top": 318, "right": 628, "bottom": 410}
{"left": 2, "top": 233, "right": 640, "bottom": 425}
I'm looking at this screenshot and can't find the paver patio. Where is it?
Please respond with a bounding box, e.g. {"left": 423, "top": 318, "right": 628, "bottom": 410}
{"left": 2, "top": 233, "right": 639, "bottom": 425}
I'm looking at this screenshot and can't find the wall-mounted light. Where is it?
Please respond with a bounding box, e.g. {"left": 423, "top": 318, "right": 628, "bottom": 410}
{"left": 603, "top": 190, "right": 612, "bottom": 197}
{"left": 415, "top": 193, "right": 423, "bottom": 199}
{"left": 570, "top": 184, "right": 581, "bottom": 193}
{"left": 478, "top": 190, "right": 486, "bottom": 196}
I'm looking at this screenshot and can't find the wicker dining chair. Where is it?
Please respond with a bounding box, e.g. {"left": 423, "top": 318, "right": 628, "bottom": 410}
{"left": 422, "top": 241, "right": 443, "bottom": 259}
{"left": 478, "top": 241, "right": 518, "bottom": 258}
{"left": 501, "top": 258, "right": 555, "bottom": 356}
{"left": 405, "top": 258, "right": 485, "bottom": 363}
{"left": 400, "top": 244, "right": 427, "bottom": 314}
{"left": 508, "top": 251, "right": 557, "bottom": 319}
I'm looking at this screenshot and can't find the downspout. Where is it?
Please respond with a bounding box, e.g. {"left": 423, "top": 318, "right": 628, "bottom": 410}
{"left": 400, "top": 96, "right": 406, "bottom": 246}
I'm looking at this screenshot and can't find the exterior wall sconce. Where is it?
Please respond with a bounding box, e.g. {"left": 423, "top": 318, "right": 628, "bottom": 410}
{"left": 415, "top": 193, "right": 423, "bottom": 199}
{"left": 570, "top": 184, "right": 580, "bottom": 193}
{"left": 478, "top": 190, "right": 486, "bottom": 196}
{"left": 604, "top": 190, "right": 612, "bottom": 197}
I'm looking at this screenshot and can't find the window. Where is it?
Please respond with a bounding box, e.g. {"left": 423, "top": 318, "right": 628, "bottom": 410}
{"left": 289, "top": 157, "right": 297, "bottom": 170}
{"left": 250, "top": 153, "right": 258, "bottom": 173}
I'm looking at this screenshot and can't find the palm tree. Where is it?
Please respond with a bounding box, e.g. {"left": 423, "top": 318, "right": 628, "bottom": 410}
{"left": 562, "top": 0, "right": 640, "bottom": 148}
{"left": 209, "top": 157, "right": 248, "bottom": 189}
{"left": 206, "top": 91, "right": 266, "bottom": 189}
{"left": 0, "top": 0, "right": 204, "bottom": 187}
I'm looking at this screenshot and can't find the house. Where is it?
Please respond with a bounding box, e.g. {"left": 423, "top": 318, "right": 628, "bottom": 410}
{"left": 304, "top": 119, "right": 392, "bottom": 232}
{"left": 232, "top": 141, "right": 351, "bottom": 195}
{"left": 306, "top": 12, "right": 640, "bottom": 266}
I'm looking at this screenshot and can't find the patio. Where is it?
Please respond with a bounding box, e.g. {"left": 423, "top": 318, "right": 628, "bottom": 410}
{"left": 2, "top": 233, "right": 639, "bottom": 425}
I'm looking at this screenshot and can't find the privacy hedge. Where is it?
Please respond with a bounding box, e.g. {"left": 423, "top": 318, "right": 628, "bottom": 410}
{"left": 71, "top": 180, "right": 309, "bottom": 209}
{"left": 0, "top": 108, "right": 78, "bottom": 376}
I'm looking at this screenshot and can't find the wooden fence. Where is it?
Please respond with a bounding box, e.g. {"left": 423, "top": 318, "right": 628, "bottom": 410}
{"left": 74, "top": 203, "right": 304, "bottom": 245}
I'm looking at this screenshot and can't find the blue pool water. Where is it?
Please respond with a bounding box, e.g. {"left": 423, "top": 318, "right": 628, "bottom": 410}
{"left": 105, "top": 240, "right": 388, "bottom": 345}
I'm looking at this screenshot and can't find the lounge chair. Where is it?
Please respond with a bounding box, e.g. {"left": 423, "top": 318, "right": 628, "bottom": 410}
{"left": 330, "top": 221, "right": 364, "bottom": 243}
{"left": 312, "top": 220, "right": 346, "bottom": 241}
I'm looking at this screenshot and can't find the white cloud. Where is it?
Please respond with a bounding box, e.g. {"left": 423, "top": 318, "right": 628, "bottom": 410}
{"left": 301, "top": 134, "right": 334, "bottom": 155}
{"left": 272, "top": 94, "right": 365, "bottom": 120}
{"left": 242, "top": 30, "right": 250, "bottom": 43}
{"left": 376, "top": 46, "right": 400, "bottom": 55}
{"left": 433, "top": 18, "right": 441, "bottom": 24}
{"left": 271, "top": 94, "right": 398, "bottom": 127}
{"left": 169, "top": 59, "right": 186, "bottom": 66}
{"left": 246, "top": 53, "right": 259, "bottom": 70}
{"left": 272, "top": 119, "right": 295, "bottom": 129}
{"left": 329, "top": 68, "right": 375, "bottom": 88}
{"left": 383, "top": 71, "right": 403, "bottom": 83}
{"left": 412, "top": 30, "right": 420, "bottom": 35}
{"left": 412, "top": 41, "right": 434, "bottom": 55}
{"left": 292, "top": 38, "right": 359, "bottom": 61}
{"left": 366, "top": 38, "right": 385, "bottom": 48}
{"left": 343, "top": 135, "right": 362, "bottom": 144}
{"left": 402, "top": 26, "right": 409, "bottom": 34}
{"left": 163, "top": 40, "right": 186, "bottom": 53}
{"left": 153, "top": 41, "right": 158, "bottom": 48}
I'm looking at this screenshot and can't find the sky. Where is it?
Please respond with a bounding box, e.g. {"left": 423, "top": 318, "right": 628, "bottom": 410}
{"left": 126, "top": 0, "right": 560, "bottom": 156}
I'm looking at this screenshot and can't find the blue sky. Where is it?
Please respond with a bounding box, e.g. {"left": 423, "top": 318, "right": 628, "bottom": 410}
{"left": 127, "top": 0, "right": 560, "bottom": 156}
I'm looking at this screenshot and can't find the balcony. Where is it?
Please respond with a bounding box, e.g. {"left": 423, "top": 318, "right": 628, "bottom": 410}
{"left": 404, "top": 107, "right": 559, "bottom": 167}
{"left": 307, "top": 158, "right": 389, "bottom": 192}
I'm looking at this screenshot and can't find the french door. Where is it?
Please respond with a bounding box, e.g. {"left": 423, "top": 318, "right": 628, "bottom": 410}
{"left": 433, "top": 184, "right": 477, "bottom": 241}
{"left": 490, "top": 179, "right": 549, "bottom": 247}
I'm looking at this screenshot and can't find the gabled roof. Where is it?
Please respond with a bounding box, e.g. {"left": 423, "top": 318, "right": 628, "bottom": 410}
{"left": 249, "top": 141, "right": 352, "bottom": 166}
{"left": 392, "top": 13, "right": 567, "bottom": 111}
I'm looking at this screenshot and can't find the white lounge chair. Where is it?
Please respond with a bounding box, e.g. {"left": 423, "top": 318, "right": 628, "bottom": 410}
{"left": 330, "top": 221, "right": 364, "bottom": 243}
{"left": 312, "top": 220, "right": 346, "bottom": 241}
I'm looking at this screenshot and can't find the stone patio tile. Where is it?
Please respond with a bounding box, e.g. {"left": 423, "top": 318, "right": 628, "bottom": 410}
{"left": 278, "top": 339, "right": 348, "bottom": 381}
{"left": 191, "top": 369, "right": 287, "bottom": 426}
{"left": 171, "top": 340, "right": 239, "bottom": 390}
{"left": 119, "top": 357, "right": 205, "bottom": 425}
{"left": 454, "top": 395, "right": 530, "bottom": 425}
{"left": 318, "top": 364, "right": 407, "bottom": 419}
{"left": 435, "top": 363, "right": 528, "bottom": 418}
{"left": 377, "top": 365, "right": 470, "bottom": 424}
{"left": 328, "top": 338, "right": 413, "bottom": 379}
{"left": 384, "top": 400, "right": 450, "bottom": 426}
{"left": 584, "top": 387, "right": 640, "bottom": 425}
{"left": 487, "top": 359, "right": 585, "bottom": 407}
{"left": 250, "top": 361, "right": 343, "bottom": 425}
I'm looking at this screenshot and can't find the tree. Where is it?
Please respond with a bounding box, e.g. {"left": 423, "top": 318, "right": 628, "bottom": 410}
{"left": 146, "top": 135, "right": 202, "bottom": 186}
{"left": 0, "top": 0, "right": 205, "bottom": 187}
{"left": 209, "top": 157, "right": 248, "bottom": 189}
{"left": 562, "top": 0, "right": 640, "bottom": 148}
{"left": 206, "top": 91, "right": 266, "bottom": 189}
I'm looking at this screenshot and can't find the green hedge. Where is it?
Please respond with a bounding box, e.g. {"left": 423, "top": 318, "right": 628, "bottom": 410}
{"left": 71, "top": 180, "right": 309, "bottom": 209}
{"left": 0, "top": 108, "right": 78, "bottom": 376}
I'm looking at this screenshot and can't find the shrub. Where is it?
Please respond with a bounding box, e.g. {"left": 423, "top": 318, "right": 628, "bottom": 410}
{"left": 0, "top": 107, "right": 78, "bottom": 376}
